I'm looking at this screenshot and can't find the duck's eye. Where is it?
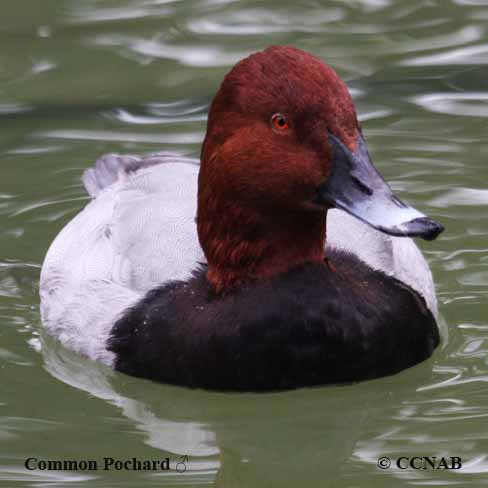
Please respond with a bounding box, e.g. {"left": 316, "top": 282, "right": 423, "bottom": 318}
{"left": 271, "top": 113, "right": 289, "bottom": 133}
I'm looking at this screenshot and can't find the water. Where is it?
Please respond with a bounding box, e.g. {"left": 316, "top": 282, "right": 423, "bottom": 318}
{"left": 1, "top": 0, "right": 487, "bottom": 486}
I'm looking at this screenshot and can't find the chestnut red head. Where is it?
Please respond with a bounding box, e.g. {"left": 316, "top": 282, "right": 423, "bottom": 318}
{"left": 200, "top": 46, "right": 359, "bottom": 212}
{"left": 197, "top": 46, "right": 443, "bottom": 293}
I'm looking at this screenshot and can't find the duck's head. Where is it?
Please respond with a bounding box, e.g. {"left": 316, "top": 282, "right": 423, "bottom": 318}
{"left": 197, "top": 46, "right": 443, "bottom": 293}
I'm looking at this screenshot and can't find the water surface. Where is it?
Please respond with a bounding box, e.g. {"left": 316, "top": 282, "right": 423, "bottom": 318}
{"left": 1, "top": 0, "right": 488, "bottom": 486}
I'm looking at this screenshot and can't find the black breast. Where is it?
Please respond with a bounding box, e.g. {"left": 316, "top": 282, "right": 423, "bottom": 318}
{"left": 107, "top": 250, "right": 439, "bottom": 391}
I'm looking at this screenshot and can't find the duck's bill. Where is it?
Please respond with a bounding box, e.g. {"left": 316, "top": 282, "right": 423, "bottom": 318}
{"left": 316, "top": 133, "right": 444, "bottom": 241}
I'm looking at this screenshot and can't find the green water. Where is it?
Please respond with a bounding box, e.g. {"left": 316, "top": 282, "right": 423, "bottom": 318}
{"left": 1, "top": 0, "right": 488, "bottom": 486}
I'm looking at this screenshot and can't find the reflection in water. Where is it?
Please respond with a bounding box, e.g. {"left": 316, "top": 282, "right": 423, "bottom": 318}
{"left": 38, "top": 319, "right": 488, "bottom": 485}
{"left": 0, "top": 467, "right": 95, "bottom": 486}
{"left": 41, "top": 332, "right": 448, "bottom": 486}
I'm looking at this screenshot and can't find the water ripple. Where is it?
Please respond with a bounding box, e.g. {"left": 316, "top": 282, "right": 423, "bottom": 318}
{"left": 390, "top": 25, "right": 482, "bottom": 54}
{"left": 68, "top": 2, "right": 175, "bottom": 24}
{"left": 187, "top": 8, "right": 344, "bottom": 35}
{"left": 402, "top": 43, "right": 488, "bottom": 66}
{"left": 0, "top": 464, "right": 95, "bottom": 485}
{"left": 0, "top": 103, "right": 33, "bottom": 115}
{"left": 38, "top": 129, "right": 203, "bottom": 144}
{"left": 413, "top": 92, "right": 488, "bottom": 117}
{"left": 88, "top": 34, "right": 247, "bottom": 66}
{"left": 31, "top": 60, "right": 57, "bottom": 75}
{"left": 459, "top": 272, "right": 488, "bottom": 287}
{"left": 428, "top": 188, "right": 488, "bottom": 208}
{"left": 106, "top": 108, "right": 205, "bottom": 125}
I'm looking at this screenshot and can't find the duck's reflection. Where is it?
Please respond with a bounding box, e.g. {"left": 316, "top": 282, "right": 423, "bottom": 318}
{"left": 40, "top": 331, "right": 439, "bottom": 487}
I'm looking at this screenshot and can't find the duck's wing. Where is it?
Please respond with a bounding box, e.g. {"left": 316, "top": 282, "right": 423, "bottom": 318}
{"left": 83, "top": 153, "right": 204, "bottom": 293}
{"left": 40, "top": 153, "right": 204, "bottom": 365}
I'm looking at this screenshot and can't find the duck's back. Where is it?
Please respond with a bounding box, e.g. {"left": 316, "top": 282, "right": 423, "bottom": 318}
{"left": 39, "top": 154, "right": 203, "bottom": 364}
{"left": 39, "top": 153, "right": 437, "bottom": 366}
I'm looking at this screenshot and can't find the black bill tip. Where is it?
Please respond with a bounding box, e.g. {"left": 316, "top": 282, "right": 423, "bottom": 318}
{"left": 377, "top": 217, "right": 444, "bottom": 240}
{"left": 375, "top": 217, "right": 444, "bottom": 240}
{"left": 408, "top": 217, "right": 444, "bottom": 241}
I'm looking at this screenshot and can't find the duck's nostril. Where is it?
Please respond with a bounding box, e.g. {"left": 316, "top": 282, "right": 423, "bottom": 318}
{"left": 391, "top": 194, "right": 407, "bottom": 209}
{"left": 350, "top": 175, "right": 373, "bottom": 196}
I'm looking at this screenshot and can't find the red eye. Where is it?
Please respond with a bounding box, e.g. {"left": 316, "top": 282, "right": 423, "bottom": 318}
{"left": 271, "top": 113, "right": 289, "bottom": 133}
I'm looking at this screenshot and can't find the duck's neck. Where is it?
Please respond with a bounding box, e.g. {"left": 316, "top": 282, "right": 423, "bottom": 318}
{"left": 197, "top": 193, "right": 327, "bottom": 294}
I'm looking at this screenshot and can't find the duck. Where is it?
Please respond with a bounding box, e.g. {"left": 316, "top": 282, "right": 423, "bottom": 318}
{"left": 40, "top": 46, "right": 444, "bottom": 391}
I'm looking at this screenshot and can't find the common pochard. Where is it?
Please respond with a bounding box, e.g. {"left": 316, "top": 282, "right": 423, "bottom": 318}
{"left": 40, "top": 46, "right": 444, "bottom": 391}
